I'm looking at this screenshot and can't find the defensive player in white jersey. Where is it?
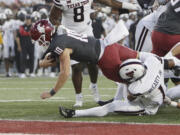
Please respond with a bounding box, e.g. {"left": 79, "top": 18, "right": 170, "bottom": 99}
{"left": 134, "top": 0, "right": 168, "bottom": 52}
{"left": 152, "top": 0, "right": 180, "bottom": 100}
{"left": 59, "top": 53, "right": 180, "bottom": 118}
{"left": 1, "top": 9, "right": 16, "bottom": 77}
{"left": 50, "top": 0, "right": 140, "bottom": 107}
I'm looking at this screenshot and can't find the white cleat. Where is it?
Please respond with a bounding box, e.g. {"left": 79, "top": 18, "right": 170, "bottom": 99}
{"left": 73, "top": 94, "right": 83, "bottom": 107}
{"left": 73, "top": 101, "right": 83, "bottom": 107}
{"left": 89, "top": 84, "right": 100, "bottom": 102}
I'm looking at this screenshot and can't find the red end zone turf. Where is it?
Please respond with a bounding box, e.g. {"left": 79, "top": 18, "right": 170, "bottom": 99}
{"left": 0, "top": 120, "right": 180, "bottom": 135}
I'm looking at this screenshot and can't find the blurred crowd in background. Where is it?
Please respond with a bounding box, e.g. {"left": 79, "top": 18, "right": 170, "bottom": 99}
{"left": 0, "top": 0, "right": 148, "bottom": 78}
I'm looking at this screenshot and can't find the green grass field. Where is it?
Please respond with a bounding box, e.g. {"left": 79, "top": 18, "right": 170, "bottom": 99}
{"left": 0, "top": 75, "right": 180, "bottom": 124}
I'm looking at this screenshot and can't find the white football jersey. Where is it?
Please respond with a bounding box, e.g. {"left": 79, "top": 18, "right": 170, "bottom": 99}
{"left": 2, "top": 20, "right": 15, "bottom": 47}
{"left": 53, "top": 0, "right": 93, "bottom": 35}
{"left": 141, "top": 5, "right": 167, "bottom": 32}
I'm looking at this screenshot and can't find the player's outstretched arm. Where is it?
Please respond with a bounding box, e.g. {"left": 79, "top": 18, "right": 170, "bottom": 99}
{"left": 97, "top": 0, "right": 140, "bottom": 11}
{"left": 41, "top": 48, "right": 72, "bottom": 99}
{"left": 49, "top": 4, "right": 62, "bottom": 26}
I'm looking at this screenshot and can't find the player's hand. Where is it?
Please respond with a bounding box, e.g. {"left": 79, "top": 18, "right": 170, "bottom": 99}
{"left": 39, "top": 53, "right": 56, "bottom": 68}
{"left": 39, "top": 59, "right": 53, "bottom": 68}
{"left": 127, "top": 94, "right": 137, "bottom": 101}
{"left": 41, "top": 91, "right": 52, "bottom": 99}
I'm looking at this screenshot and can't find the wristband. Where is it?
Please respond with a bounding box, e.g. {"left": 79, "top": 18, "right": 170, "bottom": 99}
{"left": 50, "top": 88, "right": 56, "bottom": 96}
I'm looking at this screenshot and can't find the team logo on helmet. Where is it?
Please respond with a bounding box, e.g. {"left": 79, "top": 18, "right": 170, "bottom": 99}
{"left": 119, "top": 59, "right": 147, "bottom": 83}
{"left": 30, "top": 20, "right": 54, "bottom": 46}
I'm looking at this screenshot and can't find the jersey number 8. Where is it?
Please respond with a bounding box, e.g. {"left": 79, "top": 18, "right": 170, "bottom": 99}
{"left": 74, "top": 6, "right": 84, "bottom": 22}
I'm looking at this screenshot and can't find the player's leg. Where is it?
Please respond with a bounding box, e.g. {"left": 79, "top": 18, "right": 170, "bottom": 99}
{"left": 98, "top": 83, "right": 128, "bottom": 106}
{"left": 27, "top": 43, "right": 35, "bottom": 76}
{"left": 72, "top": 62, "right": 84, "bottom": 107}
{"left": 87, "top": 63, "right": 100, "bottom": 102}
{"left": 166, "top": 78, "right": 180, "bottom": 100}
{"left": 151, "top": 31, "right": 180, "bottom": 57}
{"left": 3, "top": 45, "right": 10, "bottom": 77}
{"left": 114, "top": 83, "right": 128, "bottom": 101}
{"left": 59, "top": 100, "right": 145, "bottom": 118}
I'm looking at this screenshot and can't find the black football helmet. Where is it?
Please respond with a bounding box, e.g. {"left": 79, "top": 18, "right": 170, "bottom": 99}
{"left": 137, "top": 0, "right": 155, "bottom": 9}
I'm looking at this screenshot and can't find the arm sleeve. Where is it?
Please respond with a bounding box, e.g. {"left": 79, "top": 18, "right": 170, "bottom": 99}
{"left": 138, "top": 52, "right": 156, "bottom": 62}
{"left": 53, "top": 0, "right": 65, "bottom": 10}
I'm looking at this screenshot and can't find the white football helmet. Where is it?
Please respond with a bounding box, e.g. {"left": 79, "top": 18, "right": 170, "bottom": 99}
{"left": 119, "top": 59, "right": 147, "bottom": 83}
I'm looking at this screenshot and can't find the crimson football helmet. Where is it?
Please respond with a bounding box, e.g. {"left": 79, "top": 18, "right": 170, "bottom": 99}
{"left": 30, "top": 20, "right": 54, "bottom": 46}
{"left": 119, "top": 59, "right": 147, "bottom": 83}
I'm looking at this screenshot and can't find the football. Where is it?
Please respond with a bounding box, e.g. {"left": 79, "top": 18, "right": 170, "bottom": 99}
{"left": 47, "top": 52, "right": 56, "bottom": 62}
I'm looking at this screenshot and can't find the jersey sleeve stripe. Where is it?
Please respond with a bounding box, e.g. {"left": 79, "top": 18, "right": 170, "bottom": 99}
{"left": 53, "top": 0, "right": 63, "bottom": 7}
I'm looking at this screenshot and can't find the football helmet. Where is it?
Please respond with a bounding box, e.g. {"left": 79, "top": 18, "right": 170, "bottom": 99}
{"left": 4, "top": 8, "right": 13, "bottom": 19}
{"left": 30, "top": 20, "right": 54, "bottom": 46}
{"left": 31, "top": 11, "right": 41, "bottom": 22}
{"left": 39, "top": 8, "right": 48, "bottom": 19}
{"left": 137, "top": 0, "right": 155, "bottom": 9}
{"left": 17, "top": 10, "right": 27, "bottom": 21}
{"left": 0, "top": 13, "right": 6, "bottom": 25}
{"left": 119, "top": 59, "right": 147, "bottom": 83}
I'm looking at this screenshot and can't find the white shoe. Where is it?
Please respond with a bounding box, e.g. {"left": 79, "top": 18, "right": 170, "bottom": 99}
{"left": 73, "top": 93, "right": 83, "bottom": 107}
{"left": 73, "top": 100, "right": 83, "bottom": 107}
{"left": 19, "top": 73, "right": 26, "bottom": 79}
{"left": 89, "top": 84, "right": 100, "bottom": 102}
{"left": 29, "top": 73, "right": 36, "bottom": 77}
{"left": 49, "top": 72, "right": 56, "bottom": 78}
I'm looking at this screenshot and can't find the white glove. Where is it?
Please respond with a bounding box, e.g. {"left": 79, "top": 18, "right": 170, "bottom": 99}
{"left": 122, "top": 2, "right": 141, "bottom": 11}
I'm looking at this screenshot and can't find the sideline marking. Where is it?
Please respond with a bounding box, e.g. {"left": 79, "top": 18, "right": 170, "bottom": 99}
{"left": 0, "top": 87, "right": 116, "bottom": 90}
{"left": 0, "top": 119, "right": 180, "bottom": 126}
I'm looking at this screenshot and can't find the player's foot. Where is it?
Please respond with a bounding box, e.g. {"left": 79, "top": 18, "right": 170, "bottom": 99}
{"left": 19, "top": 73, "right": 26, "bottom": 78}
{"left": 73, "top": 94, "right": 83, "bottom": 107}
{"left": 73, "top": 100, "right": 83, "bottom": 107}
{"left": 59, "top": 106, "right": 75, "bottom": 118}
{"left": 89, "top": 84, "right": 100, "bottom": 102}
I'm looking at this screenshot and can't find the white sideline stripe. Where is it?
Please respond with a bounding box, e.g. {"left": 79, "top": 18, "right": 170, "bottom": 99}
{"left": 0, "top": 94, "right": 111, "bottom": 102}
{"left": 0, "top": 119, "right": 180, "bottom": 126}
{"left": 0, "top": 99, "right": 74, "bottom": 102}
{"left": 0, "top": 88, "right": 116, "bottom": 90}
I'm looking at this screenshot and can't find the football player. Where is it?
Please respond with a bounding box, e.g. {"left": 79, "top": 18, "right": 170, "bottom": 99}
{"left": 30, "top": 20, "right": 180, "bottom": 103}
{"left": 151, "top": 0, "right": 180, "bottom": 100}
{"left": 48, "top": 0, "right": 140, "bottom": 107}
{"left": 134, "top": 0, "right": 168, "bottom": 52}
{"left": 1, "top": 9, "right": 15, "bottom": 77}
{"left": 59, "top": 56, "right": 180, "bottom": 118}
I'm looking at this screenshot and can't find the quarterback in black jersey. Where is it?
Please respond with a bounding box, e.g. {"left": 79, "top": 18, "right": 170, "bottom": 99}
{"left": 30, "top": 20, "right": 180, "bottom": 101}
{"left": 30, "top": 20, "right": 138, "bottom": 99}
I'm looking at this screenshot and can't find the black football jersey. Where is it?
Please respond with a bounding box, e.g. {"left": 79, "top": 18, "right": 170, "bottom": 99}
{"left": 154, "top": 1, "right": 180, "bottom": 34}
{"left": 45, "top": 33, "right": 101, "bottom": 64}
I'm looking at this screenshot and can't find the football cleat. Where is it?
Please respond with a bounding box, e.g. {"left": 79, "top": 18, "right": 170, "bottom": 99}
{"left": 59, "top": 106, "right": 75, "bottom": 118}
{"left": 73, "top": 94, "right": 83, "bottom": 107}
{"left": 89, "top": 84, "right": 100, "bottom": 102}
{"left": 73, "top": 100, "right": 83, "bottom": 107}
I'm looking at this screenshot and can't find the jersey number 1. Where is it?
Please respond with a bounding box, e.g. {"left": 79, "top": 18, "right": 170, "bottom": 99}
{"left": 74, "top": 6, "right": 84, "bottom": 22}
